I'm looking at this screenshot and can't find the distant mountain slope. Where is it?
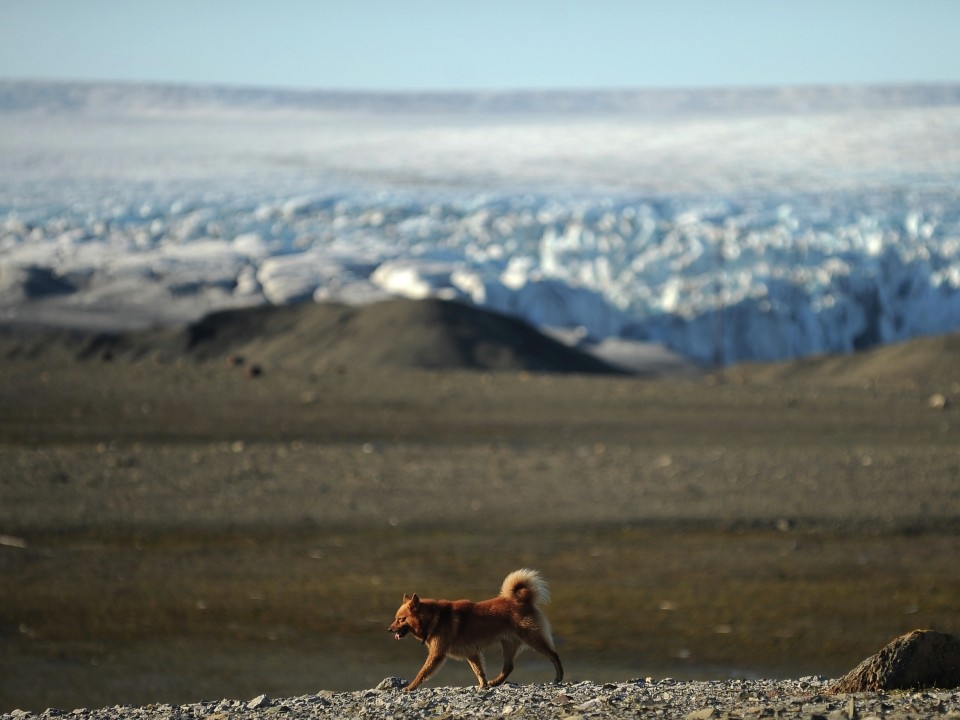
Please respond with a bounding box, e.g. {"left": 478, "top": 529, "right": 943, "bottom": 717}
{"left": 0, "top": 298, "right": 625, "bottom": 375}
{"left": 731, "top": 331, "right": 960, "bottom": 388}
{"left": 175, "top": 298, "right": 624, "bottom": 373}
{"left": 3, "top": 298, "right": 959, "bottom": 385}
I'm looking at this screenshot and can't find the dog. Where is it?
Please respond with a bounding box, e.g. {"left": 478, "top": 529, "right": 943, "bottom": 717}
{"left": 388, "top": 568, "right": 563, "bottom": 691}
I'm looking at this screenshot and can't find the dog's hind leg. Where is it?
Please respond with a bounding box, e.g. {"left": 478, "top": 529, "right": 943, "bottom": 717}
{"left": 520, "top": 630, "right": 564, "bottom": 683}
{"left": 489, "top": 638, "right": 521, "bottom": 686}
{"left": 466, "top": 652, "right": 488, "bottom": 689}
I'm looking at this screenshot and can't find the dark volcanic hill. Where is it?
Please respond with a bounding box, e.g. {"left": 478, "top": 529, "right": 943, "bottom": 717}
{"left": 177, "top": 298, "right": 623, "bottom": 374}
{"left": 0, "top": 298, "right": 623, "bottom": 375}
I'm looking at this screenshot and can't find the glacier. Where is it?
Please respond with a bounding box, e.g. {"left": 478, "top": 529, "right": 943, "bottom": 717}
{"left": 2, "top": 80, "right": 960, "bottom": 365}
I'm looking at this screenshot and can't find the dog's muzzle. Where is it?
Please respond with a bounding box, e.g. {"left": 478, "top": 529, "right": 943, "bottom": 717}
{"left": 392, "top": 626, "right": 409, "bottom": 640}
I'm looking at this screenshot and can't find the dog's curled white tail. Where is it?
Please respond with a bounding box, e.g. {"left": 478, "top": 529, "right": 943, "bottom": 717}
{"left": 500, "top": 568, "right": 551, "bottom": 605}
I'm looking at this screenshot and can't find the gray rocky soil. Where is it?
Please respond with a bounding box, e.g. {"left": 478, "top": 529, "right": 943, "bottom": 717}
{"left": 6, "top": 678, "right": 960, "bottom": 720}
{"left": 2, "top": 305, "right": 959, "bottom": 714}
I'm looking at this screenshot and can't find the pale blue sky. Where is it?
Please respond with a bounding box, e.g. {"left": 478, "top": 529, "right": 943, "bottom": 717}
{"left": 2, "top": 0, "right": 959, "bottom": 91}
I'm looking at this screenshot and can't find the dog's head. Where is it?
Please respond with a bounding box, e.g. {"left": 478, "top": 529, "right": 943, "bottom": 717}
{"left": 388, "top": 593, "right": 422, "bottom": 640}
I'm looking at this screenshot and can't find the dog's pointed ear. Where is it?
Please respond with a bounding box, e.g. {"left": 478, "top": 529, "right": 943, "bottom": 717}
{"left": 403, "top": 593, "right": 411, "bottom": 603}
{"left": 410, "top": 593, "right": 420, "bottom": 607}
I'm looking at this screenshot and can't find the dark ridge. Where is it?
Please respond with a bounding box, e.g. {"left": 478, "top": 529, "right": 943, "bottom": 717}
{"left": 4, "top": 299, "right": 960, "bottom": 383}
{"left": 0, "top": 298, "right": 625, "bottom": 374}
{"left": 174, "top": 298, "right": 625, "bottom": 374}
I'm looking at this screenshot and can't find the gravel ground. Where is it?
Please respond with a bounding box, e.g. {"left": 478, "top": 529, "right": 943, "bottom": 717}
{"left": 3, "top": 323, "right": 960, "bottom": 713}
{"left": 5, "top": 678, "right": 960, "bottom": 720}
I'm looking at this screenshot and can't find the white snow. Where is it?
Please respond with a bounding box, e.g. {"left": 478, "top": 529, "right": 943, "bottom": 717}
{"left": 2, "top": 81, "right": 960, "bottom": 365}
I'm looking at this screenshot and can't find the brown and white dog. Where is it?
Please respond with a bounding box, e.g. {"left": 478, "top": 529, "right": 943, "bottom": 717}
{"left": 388, "top": 568, "right": 564, "bottom": 690}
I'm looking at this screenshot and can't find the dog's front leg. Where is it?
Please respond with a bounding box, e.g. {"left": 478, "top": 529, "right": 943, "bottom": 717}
{"left": 466, "top": 653, "right": 488, "bottom": 689}
{"left": 403, "top": 649, "right": 446, "bottom": 691}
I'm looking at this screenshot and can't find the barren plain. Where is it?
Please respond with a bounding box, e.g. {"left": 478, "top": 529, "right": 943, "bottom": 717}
{"left": 1, "top": 300, "right": 959, "bottom": 712}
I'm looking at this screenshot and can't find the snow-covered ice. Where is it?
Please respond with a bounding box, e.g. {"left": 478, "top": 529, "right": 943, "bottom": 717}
{"left": 2, "top": 81, "right": 960, "bottom": 364}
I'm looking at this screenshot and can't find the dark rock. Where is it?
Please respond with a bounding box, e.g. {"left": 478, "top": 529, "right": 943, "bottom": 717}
{"left": 0, "top": 265, "right": 75, "bottom": 300}
{"left": 828, "top": 629, "right": 960, "bottom": 692}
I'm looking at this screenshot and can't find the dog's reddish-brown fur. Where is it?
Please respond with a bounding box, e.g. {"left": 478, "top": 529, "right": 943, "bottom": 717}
{"left": 387, "top": 568, "right": 563, "bottom": 691}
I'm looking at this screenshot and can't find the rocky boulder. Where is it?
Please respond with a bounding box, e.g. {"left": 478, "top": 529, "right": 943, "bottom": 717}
{"left": 829, "top": 629, "right": 960, "bottom": 692}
